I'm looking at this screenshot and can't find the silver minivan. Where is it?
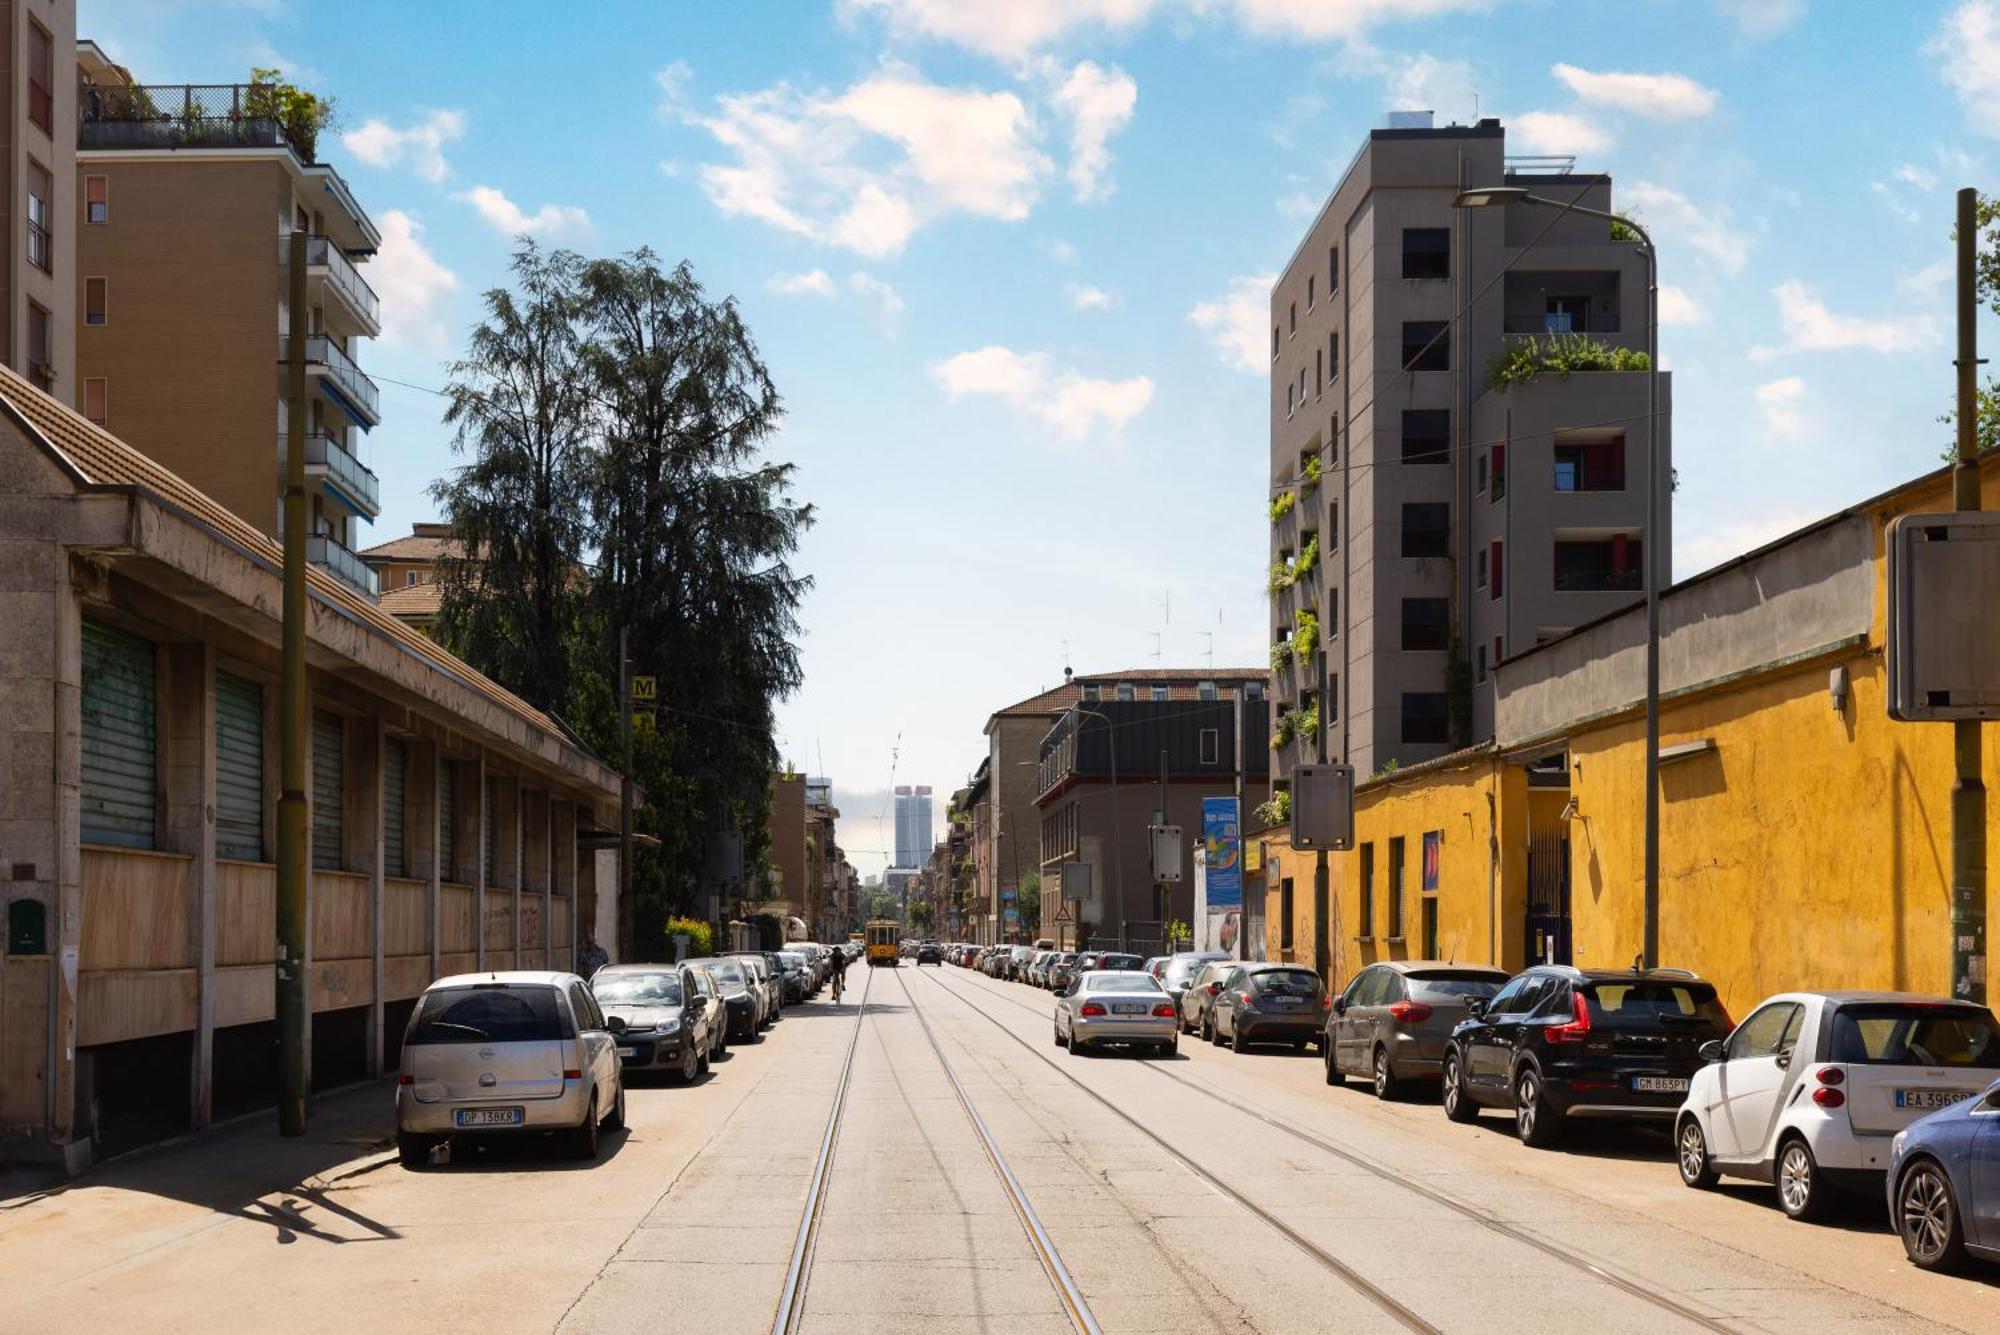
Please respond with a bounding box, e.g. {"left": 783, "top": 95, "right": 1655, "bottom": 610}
{"left": 396, "top": 971, "right": 624, "bottom": 1167}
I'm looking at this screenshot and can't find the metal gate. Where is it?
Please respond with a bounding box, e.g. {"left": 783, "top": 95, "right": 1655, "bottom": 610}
{"left": 79, "top": 619, "right": 156, "bottom": 849}
{"left": 311, "top": 712, "right": 343, "bottom": 870}
{"left": 1526, "top": 827, "right": 1572, "bottom": 965}
{"left": 383, "top": 737, "right": 407, "bottom": 878}
{"left": 214, "top": 672, "right": 264, "bottom": 861}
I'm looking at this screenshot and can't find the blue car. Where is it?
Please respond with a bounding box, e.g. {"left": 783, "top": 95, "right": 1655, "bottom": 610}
{"left": 1886, "top": 1075, "right": 2000, "bottom": 1270}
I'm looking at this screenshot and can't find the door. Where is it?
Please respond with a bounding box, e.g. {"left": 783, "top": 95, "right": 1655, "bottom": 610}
{"left": 1710, "top": 1001, "right": 1805, "bottom": 1161}
{"left": 1335, "top": 969, "right": 1375, "bottom": 1073}
{"left": 1525, "top": 832, "right": 1571, "bottom": 965}
{"left": 1463, "top": 974, "right": 1530, "bottom": 1089}
{"left": 568, "top": 981, "right": 616, "bottom": 1109}
{"left": 1216, "top": 968, "right": 1246, "bottom": 1036}
{"left": 1364, "top": 970, "right": 1408, "bottom": 1068}
{"left": 1474, "top": 975, "right": 1552, "bottom": 1089}
{"left": 1970, "top": 1093, "right": 2000, "bottom": 1251}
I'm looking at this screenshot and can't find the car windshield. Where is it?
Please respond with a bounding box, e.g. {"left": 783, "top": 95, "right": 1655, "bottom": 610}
{"left": 708, "top": 961, "right": 745, "bottom": 984}
{"left": 1582, "top": 980, "right": 1727, "bottom": 1028}
{"left": 1162, "top": 956, "right": 1222, "bottom": 987}
{"left": 1253, "top": 970, "right": 1322, "bottom": 996}
{"left": 408, "top": 985, "right": 563, "bottom": 1044}
{"left": 778, "top": 953, "right": 807, "bottom": 969}
{"left": 1829, "top": 1005, "right": 2000, "bottom": 1067}
{"left": 1096, "top": 954, "right": 1142, "bottom": 969}
{"left": 591, "top": 973, "right": 684, "bottom": 1006}
{"left": 1407, "top": 971, "right": 1505, "bottom": 1000}
{"left": 1085, "top": 971, "right": 1163, "bottom": 992}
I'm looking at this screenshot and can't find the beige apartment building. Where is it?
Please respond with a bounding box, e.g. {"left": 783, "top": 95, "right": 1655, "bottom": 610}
{"left": 360, "top": 521, "right": 462, "bottom": 631}
{"left": 0, "top": 1, "right": 77, "bottom": 400}
{"left": 74, "top": 44, "right": 385, "bottom": 597}
{"left": 1268, "top": 115, "right": 1670, "bottom": 780}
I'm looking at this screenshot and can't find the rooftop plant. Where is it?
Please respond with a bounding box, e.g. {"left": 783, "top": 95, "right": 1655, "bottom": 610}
{"left": 1253, "top": 789, "right": 1292, "bottom": 827}
{"left": 1269, "top": 490, "right": 1297, "bottom": 523}
{"left": 245, "top": 67, "right": 338, "bottom": 162}
{"left": 1486, "top": 333, "right": 1650, "bottom": 393}
{"left": 1303, "top": 455, "right": 1323, "bottom": 486}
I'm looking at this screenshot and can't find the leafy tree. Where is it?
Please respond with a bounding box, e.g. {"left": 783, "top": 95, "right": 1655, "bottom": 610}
{"left": 910, "top": 900, "right": 934, "bottom": 932}
{"left": 245, "top": 67, "right": 337, "bottom": 160}
{"left": 1017, "top": 873, "right": 1041, "bottom": 935}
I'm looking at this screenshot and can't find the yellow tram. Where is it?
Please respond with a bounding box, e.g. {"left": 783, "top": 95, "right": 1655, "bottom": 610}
{"left": 865, "top": 919, "right": 901, "bottom": 968}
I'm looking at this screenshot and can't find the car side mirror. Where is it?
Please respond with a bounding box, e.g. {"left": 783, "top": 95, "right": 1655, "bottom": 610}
{"left": 1332, "top": 996, "right": 1348, "bottom": 1015}
{"left": 605, "top": 1014, "right": 627, "bottom": 1034}
{"left": 1698, "top": 1039, "right": 1726, "bottom": 1063}
{"left": 1465, "top": 997, "right": 1487, "bottom": 1018}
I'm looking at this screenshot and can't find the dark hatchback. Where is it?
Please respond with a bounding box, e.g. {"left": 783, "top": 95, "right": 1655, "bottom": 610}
{"left": 1441, "top": 965, "right": 1733, "bottom": 1147}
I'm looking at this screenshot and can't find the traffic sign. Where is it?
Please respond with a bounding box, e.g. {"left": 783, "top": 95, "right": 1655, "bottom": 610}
{"left": 630, "top": 675, "right": 658, "bottom": 702}
{"left": 1052, "top": 900, "right": 1073, "bottom": 923}
{"left": 632, "top": 710, "right": 655, "bottom": 735}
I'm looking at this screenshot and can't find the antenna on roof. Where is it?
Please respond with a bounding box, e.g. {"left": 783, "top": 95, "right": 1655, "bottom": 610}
{"left": 1196, "top": 630, "right": 1214, "bottom": 668}
{"left": 1149, "top": 631, "right": 1162, "bottom": 661}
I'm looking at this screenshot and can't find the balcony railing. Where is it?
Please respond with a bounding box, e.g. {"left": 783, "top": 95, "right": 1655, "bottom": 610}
{"left": 79, "top": 82, "right": 312, "bottom": 159}
{"left": 1504, "top": 313, "right": 1621, "bottom": 335}
{"left": 283, "top": 431, "right": 380, "bottom": 517}
{"left": 1554, "top": 567, "right": 1642, "bottom": 592}
{"left": 295, "top": 235, "right": 381, "bottom": 330}
{"left": 306, "top": 533, "right": 379, "bottom": 596}
{"left": 26, "top": 218, "right": 49, "bottom": 273}
{"left": 280, "top": 334, "right": 380, "bottom": 423}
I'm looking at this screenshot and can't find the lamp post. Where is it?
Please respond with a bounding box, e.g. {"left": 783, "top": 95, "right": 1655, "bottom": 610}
{"left": 1069, "top": 705, "right": 1125, "bottom": 951}
{"left": 1453, "top": 185, "right": 1663, "bottom": 968}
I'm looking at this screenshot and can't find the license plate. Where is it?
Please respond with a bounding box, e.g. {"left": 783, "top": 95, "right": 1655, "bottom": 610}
{"left": 1112, "top": 1003, "right": 1145, "bottom": 1015}
{"left": 453, "top": 1107, "right": 524, "bottom": 1127}
{"left": 1632, "top": 1076, "right": 1688, "bottom": 1093}
{"left": 1896, "top": 1088, "right": 1971, "bottom": 1110}
{"left": 1271, "top": 997, "right": 1303, "bottom": 1007}
{"left": 616, "top": 1047, "right": 636, "bottom": 1058}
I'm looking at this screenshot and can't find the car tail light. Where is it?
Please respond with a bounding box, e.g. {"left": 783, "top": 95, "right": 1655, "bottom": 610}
{"left": 1238, "top": 991, "right": 1255, "bottom": 1006}
{"left": 1546, "top": 991, "right": 1592, "bottom": 1044}
{"left": 1387, "top": 1001, "right": 1433, "bottom": 1023}
{"left": 1812, "top": 1087, "right": 1846, "bottom": 1109}
{"left": 1079, "top": 1002, "right": 1107, "bottom": 1017}
{"left": 1815, "top": 1065, "right": 1845, "bottom": 1086}
{"left": 1152, "top": 1003, "right": 1177, "bottom": 1017}
{"left": 563, "top": 1068, "right": 583, "bottom": 1080}
{"left": 397, "top": 1073, "right": 414, "bottom": 1086}
{"left": 1208, "top": 982, "right": 1222, "bottom": 995}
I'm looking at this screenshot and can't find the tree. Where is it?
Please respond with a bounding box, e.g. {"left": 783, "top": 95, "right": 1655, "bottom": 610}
{"left": 909, "top": 900, "right": 934, "bottom": 932}
{"left": 1016, "top": 872, "right": 1041, "bottom": 936}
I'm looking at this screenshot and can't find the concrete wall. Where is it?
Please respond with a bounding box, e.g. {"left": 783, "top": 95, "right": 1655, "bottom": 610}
{"left": 4, "top": 0, "right": 78, "bottom": 403}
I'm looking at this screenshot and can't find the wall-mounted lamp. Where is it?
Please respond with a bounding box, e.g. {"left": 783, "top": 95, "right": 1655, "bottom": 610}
{"left": 1558, "top": 796, "right": 1581, "bottom": 823}
{"left": 1829, "top": 665, "right": 1849, "bottom": 714}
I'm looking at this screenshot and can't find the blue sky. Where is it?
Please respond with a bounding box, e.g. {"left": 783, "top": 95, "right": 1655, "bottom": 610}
{"left": 81, "top": 0, "right": 2000, "bottom": 876}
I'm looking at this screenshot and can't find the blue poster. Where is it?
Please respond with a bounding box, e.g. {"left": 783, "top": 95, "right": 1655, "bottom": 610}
{"left": 1203, "top": 796, "right": 1242, "bottom": 913}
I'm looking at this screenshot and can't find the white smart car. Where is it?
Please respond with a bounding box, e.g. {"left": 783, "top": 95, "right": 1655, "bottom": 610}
{"left": 1674, "top": 990, "right": 2000, "bottom": 1221}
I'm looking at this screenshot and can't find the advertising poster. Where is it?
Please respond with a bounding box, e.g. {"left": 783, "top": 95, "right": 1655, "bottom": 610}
{"left": 1202, "top": 796, "right": 1242, "bottom": 913}
{"left": 1422, "top": 830, "right": 1441, "bottom": 893}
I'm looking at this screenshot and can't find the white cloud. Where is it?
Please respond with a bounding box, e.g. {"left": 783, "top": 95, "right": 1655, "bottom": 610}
{"left": 848, "top": 270, "right": 906, "bottom": 325}
{"left": 839, "top": 0, "right": 1159, "bottom": 60}
{"left": 1619, "top": 182, "right": 1754, "bottom": 275}
{"left": 341, "top": 109, "right": 465, "bottom": 183}
{"left": 1933, "top": 3, "right": 2000, "bottom": 137}
{"left": 1276, "top": 191, "right": 1320, "bottom": 219}
{"left": 1754, "top": 375, "right": 1810, "bottom": 442}
{"left": 1226, "top": 0, "right": 1493, "bottom": 42}
{"left": 1066, "top": 282, "right": 1116, "bottom": 311}
{"left": 768, "top": 269, "right": 839, "bottom": 297}
{"left": 1895, "top": 162, "right": 1939, "bottom": 190}
{"left": 1188, "top": 273, "right": 1276, "bottom": 374}
{"left": 1899, "top": 257, "right": 1954, "bottom": 301}
{"left": 1716, "top": 0, "right": 1804, "bottom": 39}
{"left": 1510, "top": 111, "right": 1612, "bottom": 156}
{"left": 1049, "top": 61, "right": 1137, "bottom": 202}
{"left": 1334, "top": 48, "right": 1481, "bottom": 125}
{"left": 680, "top": 66, "right": 1049, "bottom": 257}
{"left": 1676, "top": 508, "right": 1822, "bottom": 577}
{"left": 455, "top": 185, "right": 590, "bottom": 240}
{"left": 1047, "top": 239, "right": 1078, "bottom": 263}
{"left": 1657, "top": 284, "right": 1704, "bottom": 327}
{"left": 1551, "top": 63, "right": 1719, "bottom": 119}
{"left": 371, "top": 210, "right": 459, "bottom": 350}
{"left": 1870, "top": 181, "right": 1921, "bottom": 225}
{"left": 931, "top": 346, "right": 1154, "bottom": 442}
{"left": 1751, "top": 280, "right": 1937, "bottom": 359}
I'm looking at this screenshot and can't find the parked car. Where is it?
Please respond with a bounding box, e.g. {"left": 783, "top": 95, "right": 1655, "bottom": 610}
{"left": 1327, "top": 962, "right": 1509, "bottom": 1097}
{"left": 1160, "top": 952, "right": 1228, "bottom": 1012}
{"left": 1053, "top": 970, "right": 1180, "bottom": 1057}
{"left": 686, "top": 957, "right": 762, "bottom": 1042}
{"left": 1887, "top": 1073, "right": 2000, "bottom": 1270}
{"left": 686, "top": 964, "right": 729, "bottom": 1059}
{"left": 1179, "top": 960, "right": 1233, "bottom": 1036}
{"left": 590, "top": 963, "right": 715, "bottom": 1084}
{"left": 1008, "top": 945, "right": 1037, "bottom": 980}
{"left": 1209, "top": 963, "right": 1328, "bottom": 1052}
{"left": 1087, "top": 952, "right": 1145, "bottom": 973}
{"left": 774, "top": 950, "right": 811, "bottom": 1004}
{"left": 1046, "top": 952, "right": 1080, "bottom": 991}
{"left": 1677, "top": 991, "right": 2000, "bottom": 1222}
{"left": 1025, "top": 950, "right": 1052, "bottom": 986}
{"left": 1441, "top": 965, "right": 1733, "bottom": 1147}
{"left": 917, "top": 942, "right": 943, "bottom": 966}
{"left": 726, "top": 952, "right": 781, "bottom": 1025}
{"left": 1142, "top": 956, "right": 1168, "bottom": 981}
{"left": 396, "top": 971, "right": 624, "bottom": 1167}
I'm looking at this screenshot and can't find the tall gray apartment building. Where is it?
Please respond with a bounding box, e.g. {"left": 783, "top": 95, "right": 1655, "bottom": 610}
{"left": 1268, "top": 115, "right": 1671, "bottom": 780}
{"left": 893, "top": 784, "right": 934, "bottom": 872}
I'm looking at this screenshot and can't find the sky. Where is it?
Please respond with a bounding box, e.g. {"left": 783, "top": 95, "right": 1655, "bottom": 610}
{"left": 81, "top": 0, "right": 2000, "bottom": 878}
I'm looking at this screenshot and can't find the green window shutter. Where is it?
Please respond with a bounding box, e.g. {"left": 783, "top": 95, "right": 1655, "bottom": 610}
{"left": 215, "top": 673, "right": 265, "bottom": 861}
{"left": 438, "top": 762, "right": 457, "bottom": 882}
{"left": 383, "top": 738, "right": 407, "bottom": 878}
{"left": 80, "top": 619, "right": 158, "bottom": 849}
{"left": 312, "top": 712, "right": 344, "bottom": 870}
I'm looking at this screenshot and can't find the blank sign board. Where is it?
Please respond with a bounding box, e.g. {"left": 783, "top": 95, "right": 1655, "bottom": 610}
{"left": 1887, "top": 511, "right": 2000, "bottom": 721}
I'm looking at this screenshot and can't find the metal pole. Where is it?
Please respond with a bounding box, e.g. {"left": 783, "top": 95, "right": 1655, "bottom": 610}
{"left": 276, "top": 230, "right": 309, "bottom": 1136}
{"left": 617, "top": 626, "right": 632, "bottom": 964}
{"left": 1233, "top": 688, "right": 1244, "bottom": 961}
{"left": 1641, "top": 231, "right": 1661, "bottom": 970}
{"left": 1952, "top": 186, "right": 1988, "bottom": 1004}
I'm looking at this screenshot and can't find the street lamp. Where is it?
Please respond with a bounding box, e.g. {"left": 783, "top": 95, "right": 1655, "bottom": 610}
{"left": 1068, "top": 705, "right": 1127, "bottom": 951}
{"left": 1453, "top": 184, "right": 1663, "bottom": 968}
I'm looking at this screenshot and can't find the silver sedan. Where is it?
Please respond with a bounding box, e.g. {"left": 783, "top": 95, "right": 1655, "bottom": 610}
{"left": 1053, "top": 970, "right": 1180, "bottom": 1057}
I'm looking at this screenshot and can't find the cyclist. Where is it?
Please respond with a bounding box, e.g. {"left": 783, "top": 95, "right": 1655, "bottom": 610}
{"left": 830, "top": 943, "right": 848, "bottom": 1002}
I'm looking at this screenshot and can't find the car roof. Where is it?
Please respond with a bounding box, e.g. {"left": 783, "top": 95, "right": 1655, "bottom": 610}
{"left": 1776, "top": 989, "right": 1992, "bottom": 1008}
{"left": 592, "top": 963, "right": 686, "bottom": 976}
{"left": 1081, "top": 970, "right": 1158, "bottom": 986}
{"left": 1368, "top": 960, "right": 1510, "bottom": 976}
{"left": 427, "top": 970, "right": 578, "bottom": 990}
{"left": 1523, "top": 965, "right": 1714, "bottom": 985}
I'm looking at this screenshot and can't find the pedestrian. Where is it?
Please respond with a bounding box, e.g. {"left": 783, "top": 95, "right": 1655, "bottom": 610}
{"left": 578, "top": 932, "right": 609, "bottom": 979}
{"left": 829, "top": 942, "right": 848, "bottom": 1002}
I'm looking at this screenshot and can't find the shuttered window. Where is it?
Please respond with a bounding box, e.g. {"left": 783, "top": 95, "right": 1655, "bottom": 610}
{"left": 80, "top": 619, "right": 156, "bottom": 848}
{"left": 383, "top": 738, "right": 407, "bottom": 878}
{"left": 311, "top": 712, "right": 343, "bottom": 870}
{"left": 483, "top": 777, "right": 496, "bottom": 885}
{"left": 439, "top": 762, "right": 457, "bottom": 881}
{"left": 214, "top": 673, "right": 265, "bottom": 861}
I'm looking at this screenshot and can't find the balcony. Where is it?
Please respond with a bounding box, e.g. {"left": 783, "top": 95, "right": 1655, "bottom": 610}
{"left": 280, "top": 334, "right": 380, "bottom": 428}
{"left": 306, "top": 533, "right": 379, "bottom": 597}
{"left": 283, "top": 431, "right": 380, "bottom": 518}
{"left": 1502, "top": 271, "right": 1622, "bottom": 337}
{"left": 80, "top": 82, "right": 313, "bottom": 158}
{"left": 292, "top": 234, "right": 381, "bottom": 336}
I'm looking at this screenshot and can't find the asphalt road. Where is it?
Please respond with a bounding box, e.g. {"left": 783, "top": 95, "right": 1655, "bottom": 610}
{"left": 2, "top": 963, "right": 1996, "bottom": 1334}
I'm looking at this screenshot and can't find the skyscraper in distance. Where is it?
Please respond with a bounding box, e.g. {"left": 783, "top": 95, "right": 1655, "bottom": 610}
{"left": 893, "top": 785, "right": 933, "bottom": 871}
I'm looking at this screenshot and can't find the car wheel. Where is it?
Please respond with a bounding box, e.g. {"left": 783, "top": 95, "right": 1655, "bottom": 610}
{"left": 1054, "top": 1022, "right": 1068, "bottom": 1048}
{"left": 1676, "top": 1117, "right": 1719, "bottom": 1189}
{"left": 568, "top": 1094, "right": 601, "bottom": 1160}
{"left": 1324, "top": 1043, "right": 1344, "bottom": 1086}
{"left": 1070, "top": 1031, "right": 1085, "bottom": 1056}
{"left": 1164, "top": 1037, "right": 1179, "bottom": 1059}
{"left": 1442, "top": 1050, "right": 1477, "bottom": 1123}
{"left": 396, "top": 1132, "right": 433, "bottom": 1169}
{"left": 676, "top": 1043, "right": 698, "bottom": 1084}
{"left": 1231, "top": 1021, "right": 1248, "bottom": 1054}
{"left": 1202, "top": 1015, "right": 1216, "bottom": 1045}
{"left": 1516, "top": 1067, "right": 1561, "bottom": 1147}
{"left": 1897, "top": 1159, "right": 1968, "bottom": 1271}
{"left": 696, "top": 1041, "right": 711, "bottom": 1076}
{"left": 604, "top": 1080, "right": 626, "bottom": 1132}
{"left": 1777, "top": 1137, "right": 1834, "bottom": 1222}
{"left": 1372, "top": 1047, "right": 1402, "bottom": 1101}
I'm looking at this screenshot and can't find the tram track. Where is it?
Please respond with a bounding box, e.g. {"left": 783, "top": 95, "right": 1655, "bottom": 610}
{"left": 914, "top": 963, "right": 1739, "bottom": 1335}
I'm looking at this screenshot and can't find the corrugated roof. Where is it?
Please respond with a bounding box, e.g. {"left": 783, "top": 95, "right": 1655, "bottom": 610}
{"left": 0, "top": 367, "right": 575, "bottom": 751}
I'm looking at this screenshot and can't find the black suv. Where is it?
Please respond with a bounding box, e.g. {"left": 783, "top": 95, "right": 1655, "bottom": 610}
{"left": 916, "top": 942, "right": 942, "bottom": 966}
{"left": 1440, "top": 965, "right": 1732, "bottom": 1147}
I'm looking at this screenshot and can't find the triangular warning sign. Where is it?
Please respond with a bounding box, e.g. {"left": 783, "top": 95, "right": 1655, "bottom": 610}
{"left": 1052, "top": 900, "right": 1073, "bottom": 923}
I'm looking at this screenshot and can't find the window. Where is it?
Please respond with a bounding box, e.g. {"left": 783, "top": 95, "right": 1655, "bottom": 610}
{"left": 1402, "top": 227, "right": 1450, "bottom": 280}
{"left": 1490, "top": 539, "right": 1504, "bottom": 599}
{"left": 1289, "top": 302, "right": 1297, "bottom": 335}
{"left": 1199, "top": 728, "right": 1220, "bottom": 764}
{"left": 27, "top": 23, "right": 52, "bottom": 133}
{"left": 312, "top": 712, "right": 345, "bottom": 870}
{"left": 1272, "top": 325, "right": 1280, "bottom": 360}
{"left": 26, "top": 304, "right": 51, "bottom": 390}
{"left": 1307, "top": 275, "right": 1315, "bottom": 309}
{"left": 1287, "top": 383, "right": 1295, "bottom": 416}
{"left": 1553, "top": 438, "right": 1626, "bottom": 491}
{"left": 1401, "top": 502, "right": 1450, "bottom": 558}
{"left": 1477, "top": 451, "right": 1488, "bottom": 494}
{"left": 1082, "top": 683, "right": 1100, "bottom": 701}
{"left": 1198, "top": 680, "right": 1218, "bottom": 701}
{"left": 1244, "top": 681, "right": 1264, "bottom": 701}
{"left": 1491, "top": 444, "right": 1508, "bottom": 499}
{"left": 86, "top": 279, "right": 108, "bottom": 327}
{"left": 1151, "top": 685, "right": 1169, "bottom": 701}
{"left": 1402, "top": 321, "right": 1449, "bottom": 371}
{"left": 406, "top": 571, "right": 418, "bottom": 587}
{"left": 26, "top": 162, "right": 51, "bottom": 274}
{"left": 1328, "top": 332, "right": 1339, "bottom": 383}
{"left": 1299, "top": 367, "right": 1307, "bottom": 402}
{"left": 1327, "top": 673, "right": 1338, "bottom": 722}
{"left": 1280, "top": 877, "right": 1296, "bottom": 950}
{"left": 1401, "top": 409, "right": 1450, "bottom": 465}
{"left": 1115, "top": 683, "right": 1136, "bottom": 702}
{"left": 215, "top": 673, "right": 265, "bottom": 862}
{"left": 85, "top": 175, "right": 108, "bottom": 225}
{"left": 1401, "top": 692, "right": 1450, "bottom": 744}
{"left": 83, "top": 378, "right": 108, "bottom": 426}
{"left": 384, "top": 739, "right": 408, "bottom": 879}
{"left": 1475, "top": 546, "right": 1487, "bottom": 589}
{"left": 1493, "top": 634, "right": 1503, "bottom": 666}
{"left": 1401, "top": 598, "right": 1450, "bottom": 651}
{"left": 1726, "top": 1003, "right": 1805, "bottom": 1062}
{"left": 1328, "top": 585, "right": 1338, "bottom": 632}
{"left": 1387, "top": 837, "right": 1406, "bottom": 938}
{"left": 1421, "top": 896, "right": 1439, "bottom": 959}
{"left": 1358, "top": 844, "right": 1374, "bottom": 936}
{"left": 1329, "top": 245, "right": 1339, "bottom": 292}
{"left": 1554, "top": 536, "right": 1642, "bottom": 592}
{"left": 1315, "top": 348, "right": 1322, "bottom": 397}
{"left": 1476, "top": 644, "right": 1488, "bottom": 683}
{"left": 1328, "top": 413, "right": 1339, "bottom": 463}
{"left": 1328, "top": 501, "right": 1339, "bottom": 551}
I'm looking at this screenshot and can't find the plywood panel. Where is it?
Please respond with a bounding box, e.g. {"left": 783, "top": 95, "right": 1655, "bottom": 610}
{"left": 518, "top": 897, "right": 543, "bottom": 950}
{"left": 438, "top": 952, "right": 476, "bottom": 979}
{"left": 550, "top": 897, "right": 572, "bottom": 948}
{"left": 78, "top": 968, "right": 197, "bottom": 1046}
{"left": 311, "top": 957, "right": 373, "bottom": 1012}
{"left": 312, "top": 870, "right": 370, "bottom": 960}
{"left": 213, "top": 964, "right": 275, "bottom": 1028}
{"left": 80, "top": 847, "right": 193, "bottom": 971}
{"left": 383, "top": 954, "right": 430, "bottom": 1002}
{"left": 217, "top": 859, "right": 276, "bottom": 966}
{"left": 440, "top": 885, "right": 474, "bottom": 953}
{"left": 1, "top": 960, "right": 50, "bottom": 1131}
{"left": 482, "top": 897, "right": 512, "bottom": 950}
{"left": 384, "top": 878, "right": 428, "bottom": 956}
{"left": 488, "top": 951, "right": 516, "bottom": 971}
{"left": 550, "top": 947, "right": 574, "bottom": 972}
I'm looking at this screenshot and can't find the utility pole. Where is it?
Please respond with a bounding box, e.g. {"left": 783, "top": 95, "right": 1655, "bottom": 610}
{"left": 1232, "top": 687, "right": 1245, "bottom": 961}
{"left": 617, "top": 626, "right": 632, "bottom": 964}
{"left": 1314, "top": 618, "right": 1331, "bottom": 984}
{"left": 276, "top": 230, "right": 309, "bottom": 1136}
{"left": 1953, "top": 186, "right": 1988, "bottom": 1005}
